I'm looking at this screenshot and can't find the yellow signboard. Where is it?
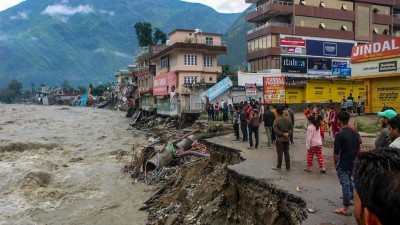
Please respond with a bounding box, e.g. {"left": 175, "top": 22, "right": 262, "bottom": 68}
{"left": 286, "top": 88, "right": 305, "bottom": 103}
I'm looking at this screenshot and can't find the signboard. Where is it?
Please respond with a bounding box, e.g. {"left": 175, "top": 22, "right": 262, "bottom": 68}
{"left": 153, "top": 72, "right": 177, "bottom": 96}
{"left": 281, "top": 56, "right": 307, "bottom": 73}
{"left": 281, "top": 46, "right": 306, "bottom": 55}
{"left": 280, "top": 38, "right": 306, "bottom": 47}
{"left": 245, "top": 83, "right": 257, "bottom": 98}
{"left": 307, "top": 58, "right": 332, "bottom": 75}
{"left": 307, "top": 39, "right": 355, "bottom": 58}
{"left": 263, "top": 77, "right": 286, "bottom": 104}
{"left": 332, "top": 61, "right": 351, "bottom": 76}
{"left": 202, "top": 76, "right": 233, "bottom": 102}
{"left": 352, "top": 58, "right": 400, "bottom": 78}
{"left": 237, "top": 70, "right": 281, "bottom": 86}
{"left": 351, "top": 37, "right": 400, "bottom": 63}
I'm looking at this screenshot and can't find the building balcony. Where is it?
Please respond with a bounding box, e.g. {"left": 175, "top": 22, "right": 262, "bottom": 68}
{"left": 246, "top": 0, "right": 293, "bottom": 23}
{"left": 373, "top": 33, "right": 391, "bottom": 42}
{"left": 294, "top": 27, "right": 355, "bottom": 40}
{"left": 246, "top": 22, "right": 292, "bottom": 40}
{"left": 246, "top": 47, "right": 281, "bottom": 61}
{"left": 294, "top": 5, "right": 354, "bottom": 21}
{"left": 393, "top": 14, "right": 400, "bottom": 26}
{"left": 373, "top": 14, "right": 392, "bottom": 25}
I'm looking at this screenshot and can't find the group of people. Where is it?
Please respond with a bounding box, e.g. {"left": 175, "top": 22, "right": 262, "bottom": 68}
{"left": 207, "top": 100, "right": 231, "bottom": 122}
{"left": 340, "top": 93, "right": 364, "bottom": 116}
{"left": 303, "top": 102, "right": 400, "bottom": 222}
{"left": 230, "top": 99, "right": 295, "bottom": 170}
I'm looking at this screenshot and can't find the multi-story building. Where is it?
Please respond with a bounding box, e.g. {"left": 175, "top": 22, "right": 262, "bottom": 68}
{"left": 245, "top": 0, "right": 400, "bottom": 73}
{"left": 150, "top": 29, "right": 227, "bottom": 116}
{"left": 134, "top": 45, "right": 167, "bottom": 114}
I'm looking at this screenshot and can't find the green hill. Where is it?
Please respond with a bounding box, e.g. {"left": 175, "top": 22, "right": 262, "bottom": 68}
{"left": 0, "top": 0, "right": 240, "bottom": 87}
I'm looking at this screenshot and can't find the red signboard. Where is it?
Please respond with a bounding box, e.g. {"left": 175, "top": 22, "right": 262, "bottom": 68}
{"left": 153, "top": 72, "right": 177, "bottom": 96}
{"left": 263, "top": 77, "right": 286, "bottom": 104}
{"left": 280, "top": 38, "right": 306, "bottom": 47}
{"left": 351, "top": 37, "right": 400, "bottom": 63}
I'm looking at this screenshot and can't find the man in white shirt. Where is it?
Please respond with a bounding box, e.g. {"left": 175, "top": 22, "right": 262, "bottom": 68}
{"left": 387, "top": 116, "right": 400, "bottom": 148}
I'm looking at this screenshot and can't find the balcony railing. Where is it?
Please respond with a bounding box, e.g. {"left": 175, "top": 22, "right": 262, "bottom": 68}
{"left": 247, "top": 22, "right": 291, "bottom": 34}
{"left": 249, "top": 0, "right": 293, "bottom": 13}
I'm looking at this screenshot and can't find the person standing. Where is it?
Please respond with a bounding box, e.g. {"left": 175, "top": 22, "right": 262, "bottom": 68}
{"left": 328, "top": 106, "right": 339, "bottom": 137}
{"left": 208, "top": 103, "right": 214, "bottom": 121}
{"left": 304, "top": 115, "right": 326, "bottom": 173}
{"left": 356, "top": 96, "right": 363, "bottom": 116}
{"left": 263, "top": 105, "right": 275, "bottom": 149}
{"left": 240, "top": 105, "right": 248, "bottom": 142}
{"left": 222, "top": 102, "right": 229, "bottom": 123}
{"left": 333, "top": 111, "right": 361, "bottom": 216}
{"left": 340, "top": 96, "right": 347, "bottom": 112}
{"left": 248, "top": 109, "right": 261, "bottom": 149}
{"left": 387, "top": 116, "right": 400, "bottom": 148}
{"left": 214, "top": 102, "right": 219, "bottom": 121}
{"left": 232, "top": 105, "right": 240, "bottom": 141}
{"left": 375, "top": 109, "right": 397, "bottom": 148}
{"left": 272, "top": 106, "right": 293, "bottom": 170}
{"left": 285, "top": 104, "right": 295, "bottom": 144}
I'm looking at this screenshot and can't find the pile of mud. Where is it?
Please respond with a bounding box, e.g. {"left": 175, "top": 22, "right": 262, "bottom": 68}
{"left": 0, "top": 142, "right": 58, "bottom": 153}
{"left": 143, "top": 145, "right": 307, "bottom": 225}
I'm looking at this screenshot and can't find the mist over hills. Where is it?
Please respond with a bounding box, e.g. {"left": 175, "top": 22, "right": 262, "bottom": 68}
{"left": 0, "top": 0, "right": 242, "bottom": 87}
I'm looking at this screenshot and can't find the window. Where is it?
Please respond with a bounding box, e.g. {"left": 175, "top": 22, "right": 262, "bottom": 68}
{"left": 184, "top": 54, "right": 197, "bottom": 66}
{"left": 209, "top": 77, "right": 212, "bottom": 82}
{"left": 184, "top": 76, "right": 198, "bottom": 84}
{"left": 160, "top": 56, "right": 169, "bottom": 68}
{"left": 203, "top": 56, "right": 213, "bottom": 67}
{"left": 206, "top": 37, "right": 213, "bottom": 45}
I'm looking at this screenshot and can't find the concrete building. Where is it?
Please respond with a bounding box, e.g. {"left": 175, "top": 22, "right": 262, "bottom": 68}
{"left": 350, "top": 37, "right": 400, "bottom": 113}
{"left": 134, "top": 45, "right": 167, "bottom": 113}
{"left": 150, "top": 29, "right": 227, "bottom": 116}
{"left": 245, "top": 0, "right": 400, "bottom": 76}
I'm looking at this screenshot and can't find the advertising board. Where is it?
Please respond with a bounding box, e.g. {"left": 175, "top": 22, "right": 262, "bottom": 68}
{"left": 352, "top": 58, "right": 400, "bottom": 78}
{"left": 351, "top": 37, "right": 400, "bottom": 63}
{"left": 332, "top": 61, "right": 351, "bottom": 76}
{"left": 201, "top": 77, "right": 233, "bottom": 102}
{"left": 245, "top": 83, "right": 257, "bottom": 99}
{"left": 281, "top": 56, "right": 307, "bottom": 73}
{"left": 307, "top": 39, "right": 354, "bottom": 58}
{"left": 307, "top": 58, "right": 332, "bottom": 75}
{"left": 263, "top": 77, "right": 286, "bottom": 104}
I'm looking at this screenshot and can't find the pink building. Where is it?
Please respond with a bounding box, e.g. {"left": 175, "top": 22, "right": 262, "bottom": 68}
{"left": 150, "top": 29, "right": 227, "bottom": 115}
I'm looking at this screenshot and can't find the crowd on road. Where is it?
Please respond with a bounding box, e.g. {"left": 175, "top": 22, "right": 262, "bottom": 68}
{"left": 208, "top": 95, "right": 400, "bottom": 224}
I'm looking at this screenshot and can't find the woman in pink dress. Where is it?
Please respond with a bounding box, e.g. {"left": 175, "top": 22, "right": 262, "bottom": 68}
{"left": 304, "top": 115, "right": 326, "bottom": 173}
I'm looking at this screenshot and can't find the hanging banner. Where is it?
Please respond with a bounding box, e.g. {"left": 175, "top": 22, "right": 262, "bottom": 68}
{"left": 263, "top": 77, "right": 286, "bottom": 104}
{"left": 245, "top": 83, "right": 257, "bottom": 99}
{"left": 201, "top": 76, "right": 233, "bottom": 102}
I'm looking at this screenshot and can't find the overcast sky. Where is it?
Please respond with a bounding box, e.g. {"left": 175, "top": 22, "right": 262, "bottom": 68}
{"left": 0, "top": 0, "right": 250, "bottom": 13}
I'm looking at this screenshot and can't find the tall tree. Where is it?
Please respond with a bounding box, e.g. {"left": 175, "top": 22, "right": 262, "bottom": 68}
{"left": 153, "top": 28, "right": 167, "bottom": 45}
{"left": 0, "top": 79, "right": 22, "bottom": 103}
{"left": 134, "top": 22, "right": 153, "bottom": 47}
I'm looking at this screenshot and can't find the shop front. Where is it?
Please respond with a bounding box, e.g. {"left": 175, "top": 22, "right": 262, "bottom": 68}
{"left": 153, "top": 72, "right": 178, "bottom": 116}
{"left": 350, "top": 37, "right": 400, "bottom": 113}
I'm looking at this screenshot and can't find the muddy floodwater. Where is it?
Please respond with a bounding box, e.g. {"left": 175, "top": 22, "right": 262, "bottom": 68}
{"left": 0, "top": 104, "right": 153, "bottom": 225}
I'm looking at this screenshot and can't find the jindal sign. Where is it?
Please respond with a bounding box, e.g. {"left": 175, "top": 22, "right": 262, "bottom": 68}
{"left": 351, "top": 37, "right": 400, "bottom": 63}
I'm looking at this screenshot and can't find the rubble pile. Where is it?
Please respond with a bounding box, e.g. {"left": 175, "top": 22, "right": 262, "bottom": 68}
{"left": 124, "top": 115, "right": 307, "bottom": 225}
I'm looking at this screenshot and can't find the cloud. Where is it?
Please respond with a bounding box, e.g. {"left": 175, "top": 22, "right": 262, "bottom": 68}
{"left": 9, "top": 11, "right": 28, "bottom": 20}
{"left": 216, "top": 2, "right": 248, "bottom": 13}
{"left": 99, "top": 9, "right": 115, "bottom": 16}
{"left": 94, "top": 48, "right": 131, "bottom": 59}
{"left": 41, "top": 4, "right": 93, "bottom": 17}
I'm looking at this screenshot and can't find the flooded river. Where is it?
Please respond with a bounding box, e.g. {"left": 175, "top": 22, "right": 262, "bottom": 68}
{"left": 0, "top": 104, "right": 152, "bottom": 225}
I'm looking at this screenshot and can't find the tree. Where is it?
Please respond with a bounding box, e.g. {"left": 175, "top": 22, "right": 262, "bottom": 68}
{"left": 77, "top": 86, "right": 87, "bottom": 94}
{"left": 0, "top": 79, "right": 23, "bottom": 103}
{"left": 153, "top": 28, "right": 167, "bottom": 45}
{"left": 134, "top": 22, "right": 153, "bottom": 47}
{"left": 134, "top": 22, "right": 167, "bottom": 47}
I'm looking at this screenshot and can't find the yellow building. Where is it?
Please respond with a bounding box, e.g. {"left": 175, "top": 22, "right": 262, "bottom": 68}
{"left": 350, "top": 37, "right": 400, "bottom": 113}
{"left": 285, "top": 79, "right": 364, "bottom": 104}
